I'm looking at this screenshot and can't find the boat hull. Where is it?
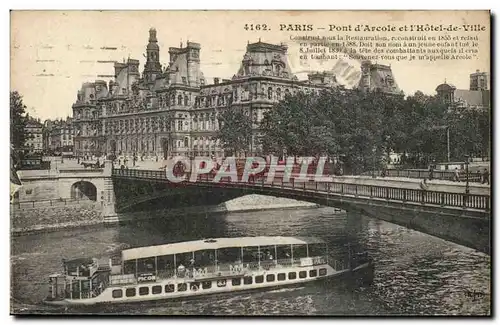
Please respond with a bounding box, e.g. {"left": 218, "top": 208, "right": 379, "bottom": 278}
{"left": 43, "top": 262, "right": 374, "bottom": 308}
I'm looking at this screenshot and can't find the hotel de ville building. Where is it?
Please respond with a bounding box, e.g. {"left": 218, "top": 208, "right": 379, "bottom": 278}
{"left": 72, "top": 28, "right": 400, "bottom": 159}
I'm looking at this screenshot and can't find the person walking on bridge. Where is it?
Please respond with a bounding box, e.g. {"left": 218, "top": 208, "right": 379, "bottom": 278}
{"left": 420, "top": 178, "right": 429, "bottom": 191}
{"left": 482, "top": 168, "right": 490, "bottom": 185}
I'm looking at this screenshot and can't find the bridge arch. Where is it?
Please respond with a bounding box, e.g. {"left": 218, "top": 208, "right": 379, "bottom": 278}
{"left": 71, "top": 181, "right": 97, "bottom": 201}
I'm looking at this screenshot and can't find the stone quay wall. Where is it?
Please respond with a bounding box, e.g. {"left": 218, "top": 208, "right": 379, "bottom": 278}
{"left": 10, "top": 201, "right": 104, "bottom": 235}
{"left": 11, "top": 195, "right": 319, "bottom": 234}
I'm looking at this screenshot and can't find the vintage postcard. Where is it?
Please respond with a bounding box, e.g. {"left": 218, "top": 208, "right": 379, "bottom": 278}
{"left": 10, "top": 10, "right": 491, "bottom": 316}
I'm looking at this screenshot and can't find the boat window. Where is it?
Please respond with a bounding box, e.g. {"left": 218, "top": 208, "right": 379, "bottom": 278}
{"left": 91, "top": 275, "right": 99, "bottom": 290}
{"left": 232, "top": 278, "right": 241, "bottom": 286}
{"left": 255, "top": 275, "right": 264, "bottom": 283}
{"left": 71, "top": 280, "right": 80, "bottom": 299}
{"left": 308, "top": 243, "right": 326, "bottom": 257}
{"left": 175, "top": 252, "right": 194, "bottom": 270}
{"left": 277, "top": 273, "right": 286, "bottom": 281}
{"left": 203, "top": 281, "right": 213, "bottom": 289}
{"left": 157, "top": 255, "right": 175, "bottom": 276}
{"left": 139, "top": 287, "right": 149, "bottom": 296}
{"left": 299, "top": 271, "right": 307, "bottom": 279}
{"left": 217, "top": 247, "right": 242, "bottom": 264}
{"left": 288, "top": 272, "right": 297, "bottom": 280}
{"left": 81, "top": 280, "right": 90, "bottom": 297}
{"left": 194, "top": 249, "right": 216, "bottom": 269}
{"left": 243, "top": 276, "right": 253, "bottom": 285}
{"left": 78, "top": 264, "right": 91, "bottom": 277}
{"left": 266, "top": 274, "right": 275, "bottom": 282}
{"left": 152, "top": 285, "right": 162, "bottom": 294}
{"left": 177, "top": 283, "right": 187, "bottom": 292}
{"left": 112, "top": 289, "right": 123, "bottom": 298}
{"left": 65, "top": 283, "right": 71, "bottom": 298}
{"left": 260, "top": 245, "right": 275, "bottom": 262}
{"left": 123, "top": 260, "right": 136, "bottom": 275}
{"left": 276, "top": 245, "right": 292, "bottom": 261}
{"left": 309, "top": 269, "right": 318, "bottom": 277}
{"left": 165, "top": 284, "right": 175, "bottom": 293}
{"left": 190, "top": 282, "right": 201, "bottom": 291}
{"left": 292, "top": 244, "right": 308, "bottom": 259}
{"left": 242, "top": 246, "right": 260, "bottom": 263}
{"left": 216, "top": 279, "right": 226, "bottom": 288}
{"left": 319, "top": 268, "right": 327, "bottom": 276}
{"left": 125, "top": 287, "right": 136, "bottom": 297}
{"left": 137, "top": 257, "right": 156, "bottom": 274}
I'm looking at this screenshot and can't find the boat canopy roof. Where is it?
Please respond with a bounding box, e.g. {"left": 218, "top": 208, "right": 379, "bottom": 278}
{"left": 121, "top": 236, "right": 326, "bottom": 261}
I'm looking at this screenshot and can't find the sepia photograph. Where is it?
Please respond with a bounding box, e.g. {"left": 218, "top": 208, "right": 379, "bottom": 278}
{"left": 9, "top": 10, "right": 491, "bottom": 316}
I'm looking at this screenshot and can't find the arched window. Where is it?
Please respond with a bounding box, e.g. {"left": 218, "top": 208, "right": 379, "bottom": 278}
{"left": 184, "top": 95, "right": 189, "bottom": 106}
{"left": 276, "top": 88, "right": 282, "bottom": 100}
{"left": 184, "top": 137, "right": 189, "bottom": 148}
{"left": 178, "top": 95, "right": 183, "bottom": 105}
{"left": 285, "top": 88, "right": 290, "bottom": 97}
{"left": 268, "top": 87, "right": 273, "bottom": 100}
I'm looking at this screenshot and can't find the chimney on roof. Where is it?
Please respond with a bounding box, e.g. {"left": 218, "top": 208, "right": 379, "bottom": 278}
{"left": 214, "top": 77, "right": 220, "bottom": 85}
{"left": 476, "top": 69, "right": 480, "bottom": 73}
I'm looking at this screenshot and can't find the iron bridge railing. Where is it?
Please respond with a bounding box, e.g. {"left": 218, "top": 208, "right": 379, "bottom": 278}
{"left": 372, "top": 169, "right": 484, "bottom": 182}
{"left": 112, "top": 168, "right": 490, "bottom": 212}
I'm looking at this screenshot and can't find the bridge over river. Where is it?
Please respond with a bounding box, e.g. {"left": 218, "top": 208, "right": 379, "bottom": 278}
{"left": 111, "top": 168, "right": 491, "bottom": 254}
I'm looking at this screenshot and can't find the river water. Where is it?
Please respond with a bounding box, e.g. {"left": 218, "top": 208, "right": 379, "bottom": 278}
{"left": 11, "top": 206, "right": 491, "bottom": 316}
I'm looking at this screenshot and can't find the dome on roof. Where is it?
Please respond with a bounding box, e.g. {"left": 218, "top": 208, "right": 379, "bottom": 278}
{"left": 436, "top": 83, "right": 456, "bottom": 92}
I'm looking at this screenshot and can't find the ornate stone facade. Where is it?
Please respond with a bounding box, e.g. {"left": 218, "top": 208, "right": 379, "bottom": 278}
{"left": 72, "top": 28, "right": 341, "bottom": 158}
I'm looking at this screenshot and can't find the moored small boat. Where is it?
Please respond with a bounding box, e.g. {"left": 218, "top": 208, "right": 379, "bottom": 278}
{"left": 43, "top": 236, "right": 373, "bottom": 306}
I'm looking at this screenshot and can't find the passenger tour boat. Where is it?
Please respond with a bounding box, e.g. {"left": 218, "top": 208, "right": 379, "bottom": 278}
{"left": 43, "top": 236, "right": 373, "bottom": 306}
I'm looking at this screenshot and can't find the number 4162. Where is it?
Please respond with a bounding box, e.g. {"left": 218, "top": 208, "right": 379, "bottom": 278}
{"left": 244, "top": 24, "right": 269, "bottom": 31}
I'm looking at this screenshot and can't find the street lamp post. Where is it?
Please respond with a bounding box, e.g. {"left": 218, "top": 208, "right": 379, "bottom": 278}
{"left": 372, "top": 146, "right": 377, "bottom": 178}
{"left": 447, "top": 126, "right": 450, "bottom": 162}
{"left": 464, "top": 154, "right": 470, "bottom": 208}
{"left": 465, "top": 154, "right": 470, "bottom": 194}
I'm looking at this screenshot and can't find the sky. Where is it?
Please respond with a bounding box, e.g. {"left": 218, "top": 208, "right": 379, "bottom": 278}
{"left": 10, "top": 10, "right": 490, "bottom": 120}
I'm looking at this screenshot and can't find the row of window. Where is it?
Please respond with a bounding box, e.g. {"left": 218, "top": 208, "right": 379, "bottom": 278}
{"left": 112, "top": 268, "right": 327, "bottom": 299}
